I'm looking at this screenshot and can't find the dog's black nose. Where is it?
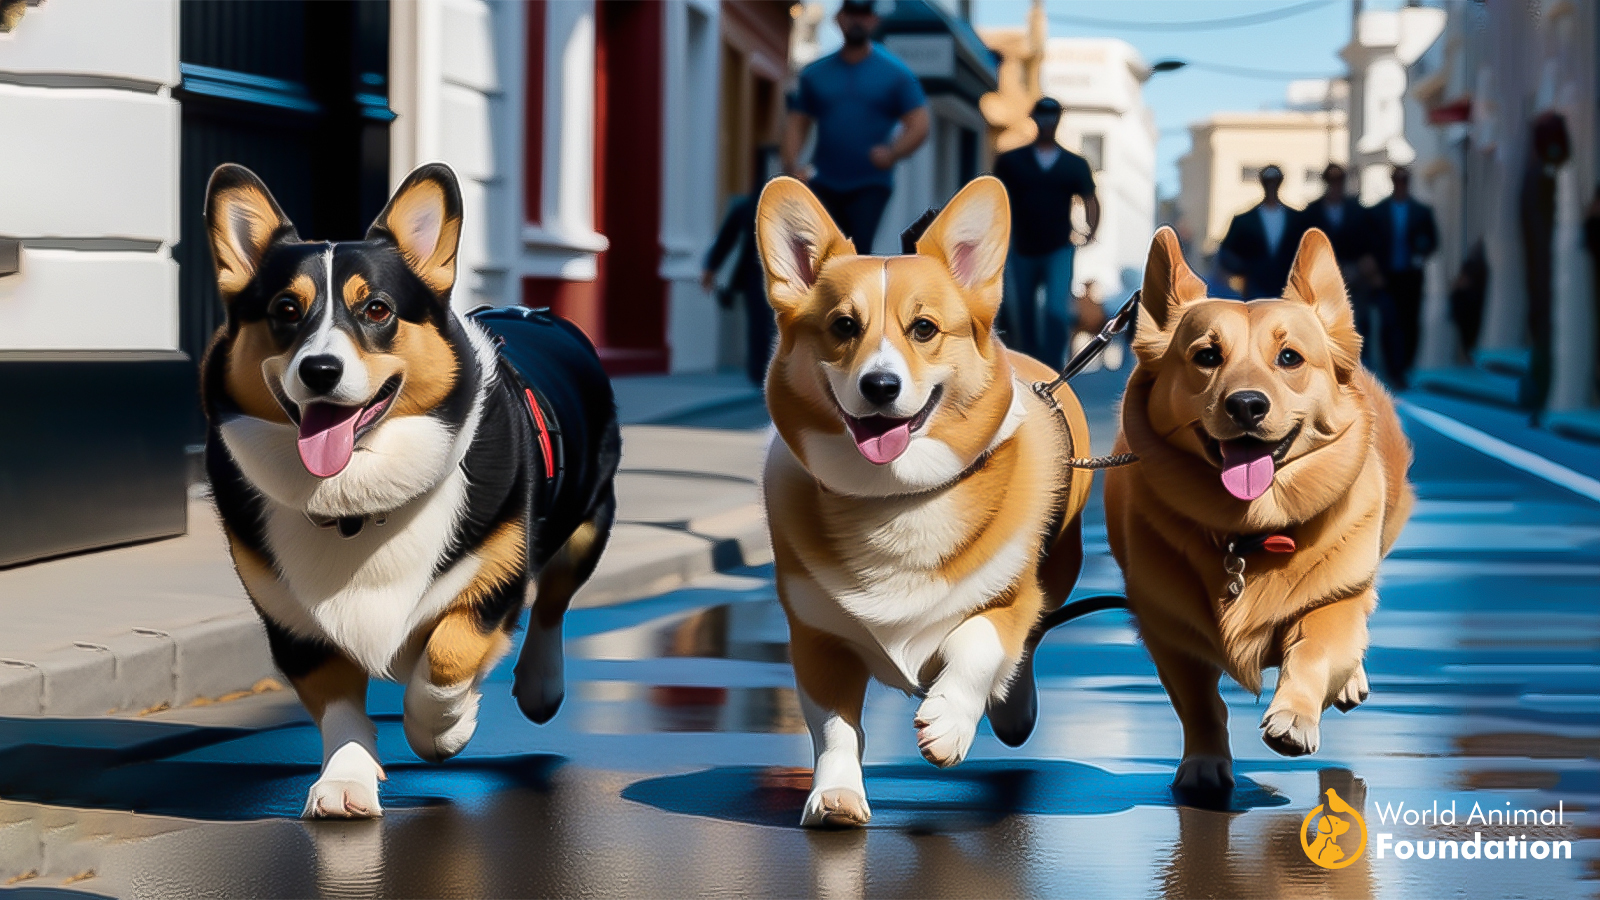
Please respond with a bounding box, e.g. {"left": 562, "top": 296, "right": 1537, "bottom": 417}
{"left": 1225, "top": 390, "right": 1271, "bottom": 430}
{"left": 859, "top": 371, "right": 901, "bottom": 407}
{"left": 298, "top": 355, "right": 344, "bottom": 396}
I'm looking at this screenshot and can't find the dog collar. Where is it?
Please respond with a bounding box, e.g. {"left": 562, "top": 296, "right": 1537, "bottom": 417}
{"left": 1222, "top": 532, "right": 1296, "bottom": 599}
{"left": 305, "top": 511, "right": 387, "bottom": 538}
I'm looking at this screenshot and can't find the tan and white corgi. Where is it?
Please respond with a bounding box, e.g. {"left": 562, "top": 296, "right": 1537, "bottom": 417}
{"left": 756, "top": 176, "right": 1094, "bottom": 828}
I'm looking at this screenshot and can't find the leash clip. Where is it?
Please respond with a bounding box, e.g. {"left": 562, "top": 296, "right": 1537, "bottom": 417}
{"left": 1224, "top": 540, "right": 1246, "bottom": 599}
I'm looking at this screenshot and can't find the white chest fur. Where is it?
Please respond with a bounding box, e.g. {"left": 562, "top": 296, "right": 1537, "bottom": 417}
{"left": 769, "top": 442, "right": 1033, "bottom": 693}
{"left": 243, "top": 466, "right": 485, "bottom": 678}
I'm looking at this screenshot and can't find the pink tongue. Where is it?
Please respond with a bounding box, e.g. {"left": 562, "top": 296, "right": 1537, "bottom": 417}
{"left": 848, "top": 419, "right": 913, "bottom": 465}
{"left": 297, "top": 403, "right": 362, "bottom": 478}
{"left": 1219, "top": 441, "right": 1276, "bottom": 501}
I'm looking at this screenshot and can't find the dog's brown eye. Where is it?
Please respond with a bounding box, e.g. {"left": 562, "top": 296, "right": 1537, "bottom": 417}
{"left": 831, "top": 316, "right": 860, "bottom": 340}
{"left": 910, "top": 318, "right": 938, "bottom": 342}
{"left": 364, "top": 300, "right": 393, "bottom": 324}
{"left": 1277, "top": 348, "right": 1304, "bottom": 368}
{"left": 1193, "top": 346, "right": 1223, "bottom": 368}
{"left": 270, "top": 296, "right": 302, "bottom": 324}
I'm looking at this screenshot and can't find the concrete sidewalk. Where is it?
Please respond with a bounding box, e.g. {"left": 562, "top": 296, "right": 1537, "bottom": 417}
{"left": 0, "top": 374, "right": 771, "bottom": 717}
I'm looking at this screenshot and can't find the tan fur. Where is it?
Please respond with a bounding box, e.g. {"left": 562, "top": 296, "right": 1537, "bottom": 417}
{"left": 208, "top": 182, "right": 290, "bottom": 298}
{"left": 222, "top": 322, "right": 292, "bottom": 424}
{"left": 1105, "top": 227, "right": 1414, "bottom": 777}
{"left": 387, "top": 321, "right": 459, "bottom": 417}
{"left": 759, "top": 177, "right": 1092, "bottom": 822}
{"left": 287, "top": 648, "right": 369, "bottom": 723}
{"left": 425, "top": 610, "right": 512, "bottom": 687}
{"left": 377, "top": 180, "right": 461, "bottom": 294}
{"left": 342, "top": 273, "right": 369, "bottom": 308}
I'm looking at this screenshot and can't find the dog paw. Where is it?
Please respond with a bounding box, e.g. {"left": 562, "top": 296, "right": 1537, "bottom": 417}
{"left": 1172, "top": 754, "right": 1235, "bottom": 806}
{"left": 303, "top": 743, "right": 384, "bottom": 819}
{"left": 914, "top": 694, "right": 979, "bottom": 768}
{"left": 512, "top": 623, "right": 565, "bottom": 724}
{"left": 986, "top": 656, "right": 1038, "bottom": 748}
{"left": 404, "top": 681, "right": 481, "bottom": 763}
{"left": 800, "top": 788, "right": 872, "bottom": 828}
{"left": 1333, "top": 664, "right": 1370, "bottom": 713}
{"left": 1261, "top": 707, "right": 1321, "bottom": 756}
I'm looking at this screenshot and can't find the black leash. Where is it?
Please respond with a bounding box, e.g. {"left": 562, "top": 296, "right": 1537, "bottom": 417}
{"left": 1033, "top": 291, "right": 1143, "bottom": 470}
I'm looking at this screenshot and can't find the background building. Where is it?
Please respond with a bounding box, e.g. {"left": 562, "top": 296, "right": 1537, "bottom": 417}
{"left": 1177, "top": 102, "right": 1348, "bottom": 258}
{"left": 1399, "top": 0, "right": 1598, "bottom": 439}
{"left": 0, "top": 0, "right": 790, "bottom": 567}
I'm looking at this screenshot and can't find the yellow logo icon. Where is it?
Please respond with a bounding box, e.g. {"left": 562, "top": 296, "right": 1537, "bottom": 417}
{"left": 1300, "top": 788, "right": 1367, "bottom": 869}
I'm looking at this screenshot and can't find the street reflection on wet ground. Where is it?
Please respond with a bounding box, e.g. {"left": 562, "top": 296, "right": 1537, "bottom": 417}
{"left": 1, "top": 390, "right": 1598, "bottom": 897}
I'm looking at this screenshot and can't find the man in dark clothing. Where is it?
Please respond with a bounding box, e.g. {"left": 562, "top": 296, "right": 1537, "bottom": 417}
{"left": 1218, "top": 165, "right": 1303, "bottom": 300}
{"left": 1368, "top": 166, "right": 1439, "bottom": 387}
{"left": 702, "top": 193, "right": 768, "bottom": 385}
{"left": 1299, "top": 163, "right": 1375, "bottom": 356}
{"left": 781, "top": 0, "right": 928, "bottom": 253}
{"left": 992, "top": 96, "right": 1099, "bottom": 365}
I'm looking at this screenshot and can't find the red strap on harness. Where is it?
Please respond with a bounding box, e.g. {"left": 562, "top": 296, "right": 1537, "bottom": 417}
{"left": 525, "top": 388, "right": 555, "bottom": 482}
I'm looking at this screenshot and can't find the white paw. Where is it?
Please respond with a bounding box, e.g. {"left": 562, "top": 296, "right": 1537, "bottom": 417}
{"left": 800, "top": 788, "right": 872, "bottom": 828}
{"left": 1334, "top": 664, "right": 1370, "bottom": 713}
{"left": 303, "top": 742, "right": 385, "bottom": 819}
{"left": 914, "top": 693, "right": 980, "bottom": 768}
{"left": 1172, "top": 754, "right": 1235, "bottom": 797}
{"left": 404, "top": 680, "right": 481, "bottom": 763}
{"left": 1261, "top": 706, "right": 1321, "bottom": 756}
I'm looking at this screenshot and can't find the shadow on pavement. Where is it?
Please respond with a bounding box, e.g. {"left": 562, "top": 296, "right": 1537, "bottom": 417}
{"left": 0, "top": 715, "right": 563, "bottom": 820}
{"left": 622, "top": 759, "right": 1288, "bottom": 831}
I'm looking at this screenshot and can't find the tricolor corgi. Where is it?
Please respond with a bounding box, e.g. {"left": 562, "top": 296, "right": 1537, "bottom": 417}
{"left": 200, "top": 163, "right": 620, "bottom": 818}
{"left": 757, "top": 176, "right": 1094, "bottom": 827}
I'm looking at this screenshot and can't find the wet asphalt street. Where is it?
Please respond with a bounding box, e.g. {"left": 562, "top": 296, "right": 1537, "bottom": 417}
{"left": 1, "top": 368, "right": 1597, "bottom": 899}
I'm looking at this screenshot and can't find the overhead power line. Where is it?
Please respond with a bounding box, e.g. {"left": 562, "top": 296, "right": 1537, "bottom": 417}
{"left": 1170, "top": 60, "right": 1344, "bottom": 81}
{"left": 1049, "top": 0, "right": 1336, "bottom": 33}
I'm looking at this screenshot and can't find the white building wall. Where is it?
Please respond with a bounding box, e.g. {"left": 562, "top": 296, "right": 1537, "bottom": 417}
{"left": 390, "top": 0, "right": 518, "bottom": 312}
{"left": 0, "top": 0, "right": 180, "bottom": 351}
{"left": 662, "top": 0, "right": 723, "bottom": 373}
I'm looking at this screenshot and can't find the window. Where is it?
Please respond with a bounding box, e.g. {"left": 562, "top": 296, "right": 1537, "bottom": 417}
{"left": 1081, "top": 133, "right": 1104, "bottom": 172}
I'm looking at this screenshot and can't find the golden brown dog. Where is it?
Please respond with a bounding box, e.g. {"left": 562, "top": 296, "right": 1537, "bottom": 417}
{"left": 1104, "top": 227, "right": 1413, "bottom": 799}
{"left": 757, "top": 176, "right": 1093, "bottom": 827}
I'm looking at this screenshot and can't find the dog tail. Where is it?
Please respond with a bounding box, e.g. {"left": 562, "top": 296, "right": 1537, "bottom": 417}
{"left": 1037, "top": 593, "right": 1127, "bottom": 632}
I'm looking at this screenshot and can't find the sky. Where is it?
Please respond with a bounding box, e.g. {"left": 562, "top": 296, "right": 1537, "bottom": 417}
{"left": 967, "top": 0, "right": 1365, "bottom": 197}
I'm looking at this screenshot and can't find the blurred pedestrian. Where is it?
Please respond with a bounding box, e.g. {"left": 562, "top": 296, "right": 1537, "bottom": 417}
{"left": 1299, "top": 163, "right": 1373, "bottom": 346}
{"left": 780, "top": 0, "right": 929, "bottom": 253}
{"left": 702, "top": 148, "right": 777, "bottom": 386}
{"left": 1217, "top": 165, "right": 1303, "bottom": 300}
{"left": 1367, "top": 165, "right": 1438, "bottom": 388}
{"left": 992, "top": 96, "right": 1099, "bottom": 365}
{"left": 1448, "top": 241, "right": 1488, "bottom": 361}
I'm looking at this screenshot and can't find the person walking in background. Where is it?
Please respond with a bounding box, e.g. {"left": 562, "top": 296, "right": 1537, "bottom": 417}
{"left": 1217, "top": 165, "right": 1303, "bottom": 300}
{"left": 1299, "top": 164, "right": 1373, "bottom": 350}
{"left": 1367, "top": 165, "right": 1438, "bottom": 388}
{"left": 992, "top": 96, "right": 1099, "bottom": 365}
{"left": 702, "top": 148, "right": 777, "bottom": 386}
{"left": 780, "top": 0, "right": 928, "bottom": 253}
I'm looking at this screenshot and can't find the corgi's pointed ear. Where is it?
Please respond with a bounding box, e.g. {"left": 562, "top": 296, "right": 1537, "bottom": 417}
{"left": 1138, "top": 226, "right": 1207, "bottom": 331}
{"left": 205, "top": 164, "right": 297, "bottom": 301}
{"left": 368, "top": 163, "right": 464, "bottom": 296}
{"left": 916, "top": 176, "right": 1009, "bottom": 323}
{"left": 755, "top": 177, "right": 852, "bottom": 316}
{"left": 1284, "top": 228, "right": 1362, "bottom": 380}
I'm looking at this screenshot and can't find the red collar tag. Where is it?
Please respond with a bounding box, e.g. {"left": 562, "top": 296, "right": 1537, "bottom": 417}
{"left": 1262, "top": 535, "right": 1297, "bottom": 553}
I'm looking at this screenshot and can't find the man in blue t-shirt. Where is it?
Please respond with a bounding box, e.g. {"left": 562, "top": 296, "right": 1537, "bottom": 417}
{"left": 781, "top": 0, "right": 929, "bottom": 253}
